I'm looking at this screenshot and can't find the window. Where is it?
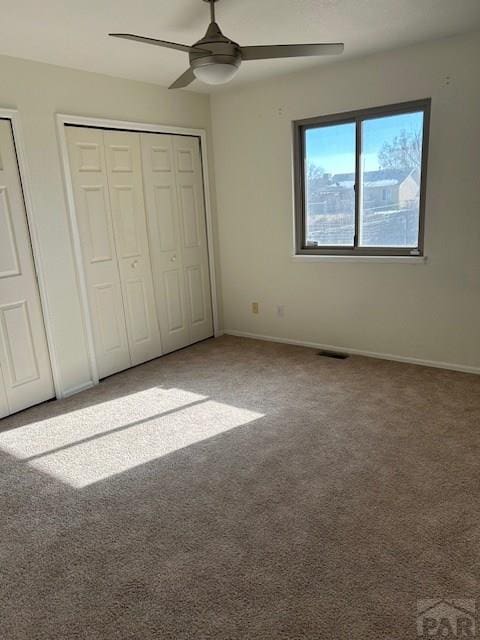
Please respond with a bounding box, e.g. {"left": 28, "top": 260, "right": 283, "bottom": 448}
{"left": 293, "top": 99, "right": 431, "bottom": 256}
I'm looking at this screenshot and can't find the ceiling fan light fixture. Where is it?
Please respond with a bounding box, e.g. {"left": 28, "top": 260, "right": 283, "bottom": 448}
{"left": 193, "top": 61, "right": 240, "bottom": 85}
{"left": 109, "top": 0, "right": 344, "bottom": 90}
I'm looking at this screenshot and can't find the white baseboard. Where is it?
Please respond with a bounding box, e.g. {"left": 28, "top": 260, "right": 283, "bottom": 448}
{"left": 223, "top": 329, "right": 480, "bottom": 375}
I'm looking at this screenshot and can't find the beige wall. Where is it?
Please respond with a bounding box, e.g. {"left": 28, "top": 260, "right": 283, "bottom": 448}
{"left": 0, "top": 54, "right": 218, "bottom": 396}
{"left": 211, "top": 31, "right": 480, "bottom": 371}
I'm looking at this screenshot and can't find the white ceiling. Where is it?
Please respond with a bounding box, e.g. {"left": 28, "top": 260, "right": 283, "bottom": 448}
{"left": 1, "top": 0, "right": 480, "bottom": 93}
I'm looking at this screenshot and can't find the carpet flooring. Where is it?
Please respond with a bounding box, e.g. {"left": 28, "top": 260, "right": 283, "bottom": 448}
{"left": 1, "top": 335, "right": 479, "bottom": 639}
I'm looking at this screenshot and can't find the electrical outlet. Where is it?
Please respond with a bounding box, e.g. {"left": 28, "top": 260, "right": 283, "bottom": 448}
{"left": 252, "top": 302, "right": 259, "bottom": 314}
{"left": 276, "top": 305, "right": 285, "bottom": 318}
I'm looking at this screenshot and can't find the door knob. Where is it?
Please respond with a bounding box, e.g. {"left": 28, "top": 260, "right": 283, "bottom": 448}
{"left": 131, "top": 259, "right": 138, "bottom": 269}
{"left": 171, "top": 255, "right": 177, "bottom": 262}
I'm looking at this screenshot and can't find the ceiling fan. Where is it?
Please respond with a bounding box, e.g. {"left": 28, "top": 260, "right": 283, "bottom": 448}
{"left": 109, "top": 0, "right": 344, "bottom": 89}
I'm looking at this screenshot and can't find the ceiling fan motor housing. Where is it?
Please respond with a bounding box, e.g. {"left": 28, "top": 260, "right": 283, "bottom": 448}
{"left": 190, "top": 21, "right": 242, "bottom": 74}
{"left": 109, "top": 0, "right": 344, "bottom": 88}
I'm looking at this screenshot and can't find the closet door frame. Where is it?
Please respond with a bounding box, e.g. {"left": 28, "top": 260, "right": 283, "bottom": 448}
{"left": 0, "top": 108, "right": 62, "bottom": 399}
{"left": 57, "top": 113, "right": 220, "bottom": 388}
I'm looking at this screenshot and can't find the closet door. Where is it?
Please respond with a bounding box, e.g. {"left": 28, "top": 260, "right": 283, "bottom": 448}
{"left": 141, "top": 134, "right": 213, "bottom": 352}
{"left": 141, "top": 133, "right": 190, "bottom": 354}
{"left": 0, "top": 119, "right": 54, "bottom": 416}
{"left": 66, "top": 126, "right": 131, "bottom": 379}
{"left": 173, "top": 136, "right": 213, "bottom": 343}
{"left": 103, "top": 130, "right": 162, "bottom": 366}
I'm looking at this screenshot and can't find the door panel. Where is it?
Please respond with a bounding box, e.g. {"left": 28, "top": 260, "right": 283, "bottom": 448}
{"left": 0, "top": 188, "right": 21, "bottom": 277}
{"left": 109, "top": 145, "right": 133, "bottom": 172}
{"left": 154, "top": 185, "right": 177, "bottom": 252}
{"left": 0, "top": 300, "right": 39, "bottom": 386}
{"left": 179, "top": 185, "right": 200, "bottom": 248}
{"left": 66, "top": 126, "right": 131, "bottom": 379}
{"left": 173, "top": 136, "right": 213, "bottom": 344}
{"left": 76, "top": 141, "right": 103, "bottom": 172}
{"left": 110, "top": 186, "right": 141, "bottom": 258}
{"left": 93, "top": 283, "right": 125, "bottom": 353}
{"left": 104, "top": 130, "right": 162, "bottom": 366}
{"left": 164, "top": 270, "right": 184, "bottom": 332}
{"left": 176, "top": 148, "right": 195, "bottom": 173}
{"left": 0, "top": 120, "right": 54, "bottom": 415}
{"left": 150, "top": 146, "right": 172, "bottom": 172}
{"left": 124, "top": 279, "right": 150, "bottom": 344}
{"left": 141, "top": 133, "right": 190, "bottom": 354}
{"left": 186, "top": 266, "right": 206, "bottom": 325}
{"left": 82, "top": 186, "right": 113, "bottom": 262}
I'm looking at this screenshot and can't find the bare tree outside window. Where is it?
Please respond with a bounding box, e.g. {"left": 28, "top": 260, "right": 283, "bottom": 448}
{"left": 378, "top": 129, "right": 422, "bottom": 171}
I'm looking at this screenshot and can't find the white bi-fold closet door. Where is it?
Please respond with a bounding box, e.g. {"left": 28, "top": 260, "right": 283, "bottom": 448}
{"left": 0, "top": 119, "right": 54, "bottom": 418}
{"left": 66, "top": 127, "right": 162, "bottom": 379}
{"left": 66, "top": 126, "right": 213, "bottom": 379}
{"left": 141, "top": 133, "right": 213, "bottom": 354}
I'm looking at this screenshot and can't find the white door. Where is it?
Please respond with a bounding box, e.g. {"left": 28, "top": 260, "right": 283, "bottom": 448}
{"left": 141, "top": 133, "right": 190, "bottom": 353}
{"left": 173, "top": 136, "right": 213, "bottom": 344}
{"left": 0, "top": 119, "right": 54, "bottom": 417}
{"left": 141, "top": 133, "right": 213, "bottom": 353}
{"left": 66, "top": 126, "right": 162, "bottom": 378}
{"left": 103, "top": 130, "right": 162, "bottom": 367}
{"left": 66, "top": 126, "right": 131, "bottom": 379}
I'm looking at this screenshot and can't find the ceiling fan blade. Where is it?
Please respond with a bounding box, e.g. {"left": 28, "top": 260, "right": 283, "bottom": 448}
{"left": 241, "top": 43, "right": 344, "bottom": 60}
{"left": 169, "top": 67, "right": 196, "bottom": 90}
{"left": 109, "top": 33, "right": 210, "bottom": 54}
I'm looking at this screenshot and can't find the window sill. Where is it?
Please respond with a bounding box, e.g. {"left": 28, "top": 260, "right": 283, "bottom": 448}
{"left": 291, "top": 255, "right": 427, "bottom": 264}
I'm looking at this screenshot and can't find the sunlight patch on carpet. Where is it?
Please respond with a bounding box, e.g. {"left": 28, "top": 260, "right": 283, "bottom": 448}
{"left": 0, "top": 388, "right": 264, "bottom": 488}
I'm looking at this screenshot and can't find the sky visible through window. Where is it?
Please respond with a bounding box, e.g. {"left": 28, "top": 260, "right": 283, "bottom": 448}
{"left": 305, "top": 111, "right": 423, "bottom": 174}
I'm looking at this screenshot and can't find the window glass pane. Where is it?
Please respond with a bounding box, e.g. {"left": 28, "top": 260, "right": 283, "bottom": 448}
{"left": 360, "top": 111, "right": 424, "bottom": 247}
{"left": 304, "top": 122, "right": 356, "bottom": 246}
